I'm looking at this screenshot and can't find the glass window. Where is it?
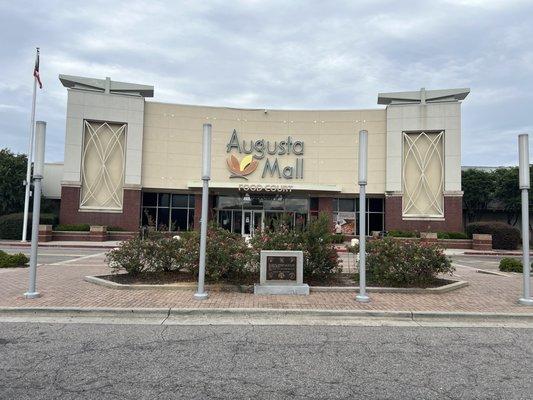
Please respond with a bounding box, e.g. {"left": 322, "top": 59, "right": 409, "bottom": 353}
{"left": 218, "top": 196, "right": 243, "bottom": 209}
{"left": 368, "top": 213, "right": 383, "bottom": 234}
{"left": 219, "top": 210, "right": 232, "bottom": 231}
{"left": 158, "top": 193, "right": 170, "bottom": 207}
{"left": 233, "top": 211, "right": 242, "bottom": 234}
{"left": 141, "top": 192, "right": 195, "bottom": 231}
{"left": 310, "top": 197, "right": 319, "bottom": 211}
{"left": 171, "top": 209, "right": 188, "bottom": 231}
{"left": 142, "top": 192, "right": 158, "bottom": 207}
{"left": 285, "top": 198, "right": 308, "bottom": 213}
{"left": 188, "top": 195, "right": 195, "bottom": 208}
{"left": 338, "top": 198, "right": 355, "bottom": 212}
{"left": 172, "top": 194, "right": 189, "bottom": 208}
{"left": 142, "top": 207, "right": 157, "bottom": 227}
{"left": 368, "top": 198, "right": 384, "bottom": 212}
{"left": 157, "top": 208, "right": 170, "bottom": 230}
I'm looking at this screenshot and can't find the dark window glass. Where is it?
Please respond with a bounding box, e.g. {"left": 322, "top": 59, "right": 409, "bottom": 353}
{"left": 218, "top": 196, "right": 243, "bottom": 209}
{"left": 233, "top": 211, "right": 242, "bottom": 234}
{"left": 332, "top": 198, "right": 339, "bottom": 211}
{"left": 368, "top": 198, "right": 384, "bottom": 212}
{"left": 188, "top": 195, "right": 195, "bottom": 208}
{"left": 158, "top": 193, "right": 170, "bottom": 207}
{"left": 338, "top": 198, "right": 355, "bottom": 212}
{"left": 368, "top": 213, "right": 383, "bottom": 233}
{"left": 310, "top": 197, "right": 319, "bottom": 211}
{"left": 157, "top": 208, "right": 170, "bottom": 230}
{"left": 219, "top": 210, "right": 232, "bottom": 231}
{"left": 142, "top": 208, "right": 157, "bottom": 227}
{"left": 171, "top": 209, "right": 188, "bottom": 231}
{"left": 172, "top": 194, "right": 188, "bottom": 208}
{"left": 188, "top": 209, "right": 194, "bottom": 230}
{"left": 143, "top": 192, "right": 158, "bottom": 207}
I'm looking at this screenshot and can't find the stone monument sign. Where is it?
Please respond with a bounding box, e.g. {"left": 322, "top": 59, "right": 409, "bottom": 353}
{"left": 254, "top": 250, "right": 309, "bottom": 295}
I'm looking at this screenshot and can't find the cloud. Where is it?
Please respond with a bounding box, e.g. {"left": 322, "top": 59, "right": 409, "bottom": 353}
{"left": 0, "top": 0, "right": 532, "bottom": 165}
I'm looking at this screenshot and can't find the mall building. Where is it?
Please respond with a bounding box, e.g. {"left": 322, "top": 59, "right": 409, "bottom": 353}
{"left": 43, "top": 75, "right": 470, "bottom": 237}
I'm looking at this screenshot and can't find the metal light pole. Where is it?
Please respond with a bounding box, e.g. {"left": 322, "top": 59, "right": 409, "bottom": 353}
{"left": 356, "top": 129, "right": 370, "bottom": 303}
{"left": 194, "top": 123, "right": 212, "bottom": 300}
{"left": 518, "top": 134, "right": 533, "bottom": 306}
{"left": 24, "top": 121, "right": 46, "bottom": 299}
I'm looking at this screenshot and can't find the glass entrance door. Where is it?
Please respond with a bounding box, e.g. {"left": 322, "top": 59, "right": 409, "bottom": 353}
{"left": 242, "top": 210, "right": 263, "bottom": 237}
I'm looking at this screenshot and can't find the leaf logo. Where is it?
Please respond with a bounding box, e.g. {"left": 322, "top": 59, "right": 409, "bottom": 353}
{"left": 227, "top": 154, "right": 259, "bottom": 179}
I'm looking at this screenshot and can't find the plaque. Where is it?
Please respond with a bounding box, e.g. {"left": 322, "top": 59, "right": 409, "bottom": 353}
{"left": 266, "top": 256, "right": 297, "bottom": 281}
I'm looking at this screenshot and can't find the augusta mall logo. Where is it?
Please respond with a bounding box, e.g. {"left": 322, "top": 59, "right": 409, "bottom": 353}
{"left": 225, "top": 130, "right": 305, "bottom": 180}
{"left": 227, "top": 154, "right": 259, "bottom": 179}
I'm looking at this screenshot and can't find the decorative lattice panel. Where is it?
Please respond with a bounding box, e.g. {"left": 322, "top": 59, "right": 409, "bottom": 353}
{"left": 402, "top": 131, "right": 444, "bottom": 217}
{"left": 80, "top": 121, "right": 126, "bottom": 210}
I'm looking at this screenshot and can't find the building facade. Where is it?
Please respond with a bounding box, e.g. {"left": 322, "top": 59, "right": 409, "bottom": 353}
{"left": 51, "top": 75, "right": 469, "bottom": 236}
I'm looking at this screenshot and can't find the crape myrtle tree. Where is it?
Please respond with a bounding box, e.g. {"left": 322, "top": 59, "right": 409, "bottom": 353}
{"left": 0, "top": 148, "right": 27, "bottom": 216}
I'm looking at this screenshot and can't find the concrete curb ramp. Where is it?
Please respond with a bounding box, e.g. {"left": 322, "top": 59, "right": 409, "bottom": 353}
{"left": 1, "top": 307, "right": 533, "bottom": 325}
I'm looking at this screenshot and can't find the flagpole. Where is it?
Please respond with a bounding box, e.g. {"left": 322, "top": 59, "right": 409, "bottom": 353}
{"left": 22, "top": 48, "right": 38, "bottom": 242}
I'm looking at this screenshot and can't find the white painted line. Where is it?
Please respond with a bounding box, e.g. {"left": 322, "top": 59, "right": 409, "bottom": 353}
{"left": 50, "top": 251, "right": 107, "bottom": 265}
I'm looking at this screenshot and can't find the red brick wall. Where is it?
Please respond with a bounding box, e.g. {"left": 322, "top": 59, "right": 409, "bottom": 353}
{"left": 318, "top": 197, "right": 333, "bottom": 227}
{"left": 193, "top": 194, "right": 215, "bottom": 230}
{"left": 385, "top": 195, "right": 463, "bottom": 232}
{"left": 59, "top": 186, "right": 141, "bottom": 231}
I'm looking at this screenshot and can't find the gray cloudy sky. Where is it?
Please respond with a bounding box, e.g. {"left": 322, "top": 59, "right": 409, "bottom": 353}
{"left": 1, "top": 0, "right": 532, "bottom": 165}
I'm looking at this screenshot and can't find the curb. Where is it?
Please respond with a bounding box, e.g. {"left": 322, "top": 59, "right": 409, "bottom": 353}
{"left": 1, "top": 306, "right": 533, "bottom": 323}
{"left": 84, "top": 275, "right": 468, "bottom": 294}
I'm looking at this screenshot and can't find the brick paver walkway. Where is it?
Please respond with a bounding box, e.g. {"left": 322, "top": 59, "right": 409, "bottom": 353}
{"left": 1, "top": 252, "right": 532, "bottom": 313}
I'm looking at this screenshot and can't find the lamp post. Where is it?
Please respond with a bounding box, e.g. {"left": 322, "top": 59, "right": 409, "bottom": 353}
{"left": 518, "top": 134, "right": 533, "bottom": 306}
{"left": 194, "top": 123, "right": 212, "bottom": 300}
{"left": 356, "top": 129, "right": 370, "bottom": 303}
{"left": 24, "top": 121, "right": 46, "bottom": 299}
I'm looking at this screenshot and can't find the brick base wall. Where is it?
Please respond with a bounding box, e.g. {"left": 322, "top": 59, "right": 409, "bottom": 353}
{"left": 385, "top": 195, "right": 463, "bottom": 233}
{"left": 59, "top": 186, "right": 141, "bottom": 231}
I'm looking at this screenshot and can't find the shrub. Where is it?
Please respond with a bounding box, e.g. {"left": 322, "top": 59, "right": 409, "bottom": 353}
{"left": 55, "top": 223, "right": 90, "bottom": 232}
{"left": 107, "top": 226, "right": 125, "bottom": 231}
{"left": 499, "top": 258, "right": 523, "bottom": 273}
{"left": 108, "top": 226, "right": 256, "bottom": 282}
{"left": 0, "top": 250, "right": 29, "bottom": 268}
{"left": 466, "top": 221, "right": 521, "bottom": 250}
{"left": 0, "top": 212, "right": 58, "bottom": 240}
{"left": 387, "top": 230, "right": 417, "bottom": 238}
{"left": 251, "top": 213, "right": 340, "bottom": 280}
{"left": 332, "top": 233, "right": 346, "bottom": 244}
{"left": 362, "top": 238, "right": 454, "bottom": 287}
{"left": 179, "top": 225, "right": 256, "bottom": 282}
{"left": 437, "top": 232, "right": 468, "bottom": 240}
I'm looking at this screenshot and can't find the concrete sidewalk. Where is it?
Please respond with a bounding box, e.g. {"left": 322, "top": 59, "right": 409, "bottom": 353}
{"left": 0, "top": 240, "right": 120, "bottom": 249}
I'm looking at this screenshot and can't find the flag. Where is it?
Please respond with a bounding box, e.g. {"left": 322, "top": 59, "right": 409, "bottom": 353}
{"left": 33, "top": 48, "right": 42, "bottom": 89}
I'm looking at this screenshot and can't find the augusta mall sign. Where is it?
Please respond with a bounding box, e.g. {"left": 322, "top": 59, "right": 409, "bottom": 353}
{"left": 226, "top": 130, "right": 304, "bottom": 180}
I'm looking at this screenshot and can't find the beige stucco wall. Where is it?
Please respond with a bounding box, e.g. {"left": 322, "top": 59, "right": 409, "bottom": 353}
{"left": 142, "top": 102, "right": 387, "bottom": 194}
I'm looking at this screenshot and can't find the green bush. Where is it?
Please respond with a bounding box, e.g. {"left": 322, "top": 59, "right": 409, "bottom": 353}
{"left": 0, "top": 250, "right": 29, "bottom": 268}
{"left": 179, "top": 225, "right": 256, "bottom": 282}
{"left": 437, "top": 232, "right": 468, "bottom": 240}
{"left": 55, "top": 223, "right": 90, "bottom": 232}
{"left": 0, "top": 212, "right": 58, "bottom": 240}
{"left": 332, "top": 233, "right": 346, "bottom": 244}
{"left": 387, "top": 230, "right": 417, "bottom": 238}
{"left": 107, "top": 231, "right": 183, "bottom": 275}
{"left": 108, "top": 226, "right": 255, "bottom": 282}
{"left": 251, "top": 213, "right": 340, "bottom": 280}
{"left": 499, "top": 258, "right": 523, "bottom": 273}
{"left": 362, "top": 238, "right": 454, "bottom": 287}
{"left": 466, "top": 221, "right": 521, "bottom": 250}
